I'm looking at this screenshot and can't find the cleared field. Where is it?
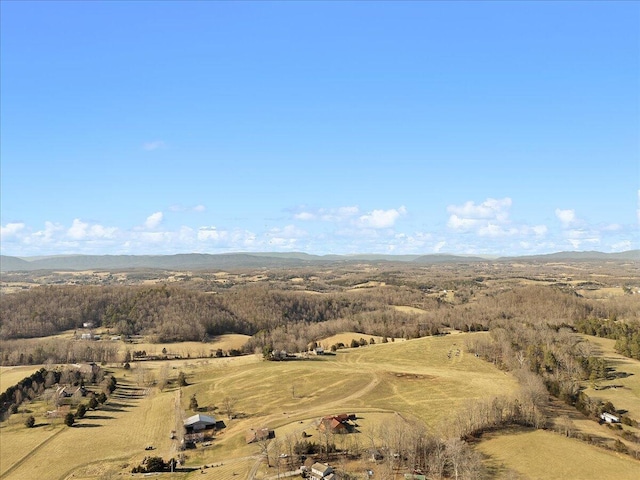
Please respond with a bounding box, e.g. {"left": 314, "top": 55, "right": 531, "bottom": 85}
{"left": 0, "top": 333, "right": 521, "bottom": 479}
{"left": 319, "top": 331, "right": 390, "bottom": 347}
{"left": 1, "top": 376, "right": 176, "bottom": 480}
{"left": 577, "top": 287, "right": 626, "bottom": 299}
{"left": 175, "top": 333, "right": 519, "bottom": 478}
{"left": 477, "top": 429, "right": 640, "bottom": 480}
{"left": 122, "top": 334, "right": 251, "bottom": 358}
{"left": 392, "top": 305, "right": 427, "bottom": 314}
{"left": 580, "top": 336, "right": 640, "bottom": 420}
{"left": 0, "top": 365, "right": 44, "bottom": 392}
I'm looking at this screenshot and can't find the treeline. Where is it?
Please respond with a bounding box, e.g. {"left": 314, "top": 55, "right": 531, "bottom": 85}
{"left": 575, "top": 317, "right": 640, "bottom": 360}
{"left": 1, "top": 338, "right": 120, "bottom": 366}
{"left": 0, "top": 365, "right": 115, "bottom": 420}
{"left": 0, "top": 284, "right": 379, "bottom": 341}
{"left": 2, "top": 283, "right": 638, "bottom": 365}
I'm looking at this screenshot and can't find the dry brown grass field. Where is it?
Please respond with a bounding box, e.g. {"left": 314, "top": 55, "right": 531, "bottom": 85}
{"left": 121, "top": 334, "right": 251, "bottom": 358}
{"left": 1, "top": 260, "right": 638, "bottom": 479}
{"left": 580, "top": 336, "right": 640, "bottom": 420}
{"left": 477, "top": 428, "right": 640, "bottom": 480}
{"left": 3, "top": 330, "right": 640, "bottom": 479}
{"left": 0, "top": 365, "right": 43, "bottom": 392}
{"left": 1, "top": 333, "right": 520, "bottom": 480}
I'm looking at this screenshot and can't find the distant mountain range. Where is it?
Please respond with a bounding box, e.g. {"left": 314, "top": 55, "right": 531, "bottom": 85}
{"left": 0, "top": 250, "right": 637, "bottom": 272}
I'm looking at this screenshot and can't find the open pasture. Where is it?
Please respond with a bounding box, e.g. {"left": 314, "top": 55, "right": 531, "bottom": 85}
{"left": 1, "top": 376, "right": 176, "bottom": 480}
{"left": 121, "top": 333, "right": 251, "bottom": 358}
{"left": 0, "top": 365, "right": 43, "bottom": 392}
{"left": 580, "top": 336, "right": 640, "bottom": 420}
{"left": 477, "top": 428, "right": 640, "bottom": 480}
{"left": 173, "top": 333, "right": 519, "bottom": 476}
{"left": 1, "top": 332, "right": 520, "bottom": 479}
{"left": 318, "top": 331, "right": 390, "bottom": 348}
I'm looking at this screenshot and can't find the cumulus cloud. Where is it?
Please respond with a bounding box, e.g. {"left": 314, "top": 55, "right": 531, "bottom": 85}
{"left": 555, "top": 208, "right": 577, "bottom": 227}
{"left": 32, "top": 222, "right": 65, "bottom": 243}
{"left": 197, "top": 227, "right": 228, "bottom": 242}
{"left": 446, "top": 197, "right": 550, "bottom": 246}
{"left": 67, "top": 219, "right": 118, "bottom": 240}
{"left": 292, "top": 205, "right": 360, "bottom": 222}
{"left": 143, "top": 140, "right": 166, "bottom": 151}
{"left": 357, "top": 206, "right": 407, "bottom": 229}
{"left": 447, "top": 198, "right": 512, "bottom": 231}
{"left": 294, "top": 211, "right": 316, "bottom": 221}
{"left": 144, "top": 212, "right": 163, "bottom": 229}
{"left": 448, "top": 198, "right": 512, "bottom": 221}
{"left": 1, "top": 222, "right": 26, "bottom": 239}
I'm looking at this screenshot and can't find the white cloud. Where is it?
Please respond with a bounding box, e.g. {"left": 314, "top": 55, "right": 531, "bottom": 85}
{"left": 448, "top": 198, "right": 512, "bottom": 221}
{"left": 555, "top": 208, "right": 577, "bottom": 227}
{"left": 169, "top": 204, "right": 207, "bottom": 213}
{"left": 143, "top": 140, "right": 166, "bottom": 151}
{"left": 294, "top": 211, "right": 316, "bottom": 221}
{"left": 447, "top": 198, "right": 512, "bottom": 231}
{"left": 68, "top": 219, "right": 89, "bottom": 240}
{"left": 612, "top": 240, "right": 632, "bottom": 251}
{"left": 0, "top": 222, "right": 25, "bottom": 239}
{"left": 531, "top": 225, "right": 548, "bottom": 236}
{"left": 32, "top": 221, "right": 65, "bottom": 242}
{"left": 144, "top": 212, "right": 164, "bottom": 229}
{"left": 357, "top": 206, "right": 407, "bottom": 229}
{"left": 478, "top": 224, "right": 515, "bottom": 237}
{"left": 447, "top": 215, "right": 482, "bottom": 231}
{"left": 67, "top": 219, "right": 117, "bottom": 240}
{"left": 292, "top": 205, "right": 360, "bottom": 222}
{"left": 197, "top": 227, "right": 228, "bottom": 242}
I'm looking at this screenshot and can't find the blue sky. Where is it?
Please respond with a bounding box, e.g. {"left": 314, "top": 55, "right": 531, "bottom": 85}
{"left": 1, "top": 1, "right": 638, "bottom": 256}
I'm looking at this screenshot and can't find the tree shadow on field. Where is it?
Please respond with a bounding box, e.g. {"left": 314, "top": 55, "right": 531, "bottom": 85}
{"left": 102, "top": 402, "right": 132, "bottom": 412}
{"left": 73, "top": 423, "right": 103, "bottom": 428}
{"left": 84, "top": 414, "right": 114, "bottom": 420}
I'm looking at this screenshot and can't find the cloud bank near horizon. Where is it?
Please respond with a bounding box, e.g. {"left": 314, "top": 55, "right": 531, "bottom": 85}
{"left": 2, "top": 196, "right": 637, "bottom": 257}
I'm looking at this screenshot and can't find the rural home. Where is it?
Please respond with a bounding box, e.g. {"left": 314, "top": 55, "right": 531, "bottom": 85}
{"left": 55, "top": 385, "right": 86, "bottom": 399}
{"left": 183, "top": 414, "right": 216, "bottom": 433}
{"left": 600, "top": 412, "right": 620, "bottom": 423}
{"left": 246, "top": 427, "right": 274, "bottom": 444}
{"left": 318, "top": 413, "right": 356, "bottom": 434}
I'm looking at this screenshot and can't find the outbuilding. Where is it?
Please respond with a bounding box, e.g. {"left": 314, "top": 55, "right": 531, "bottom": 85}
{"left": 183, "top": 414, "right": 217, "bottom": 432}
{"left": 600, "top": 412, "right": 620, "bottom": 423}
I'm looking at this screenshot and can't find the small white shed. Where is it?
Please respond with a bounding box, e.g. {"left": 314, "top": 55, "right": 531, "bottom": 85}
{"left": 600, "top": 412, "right": 620, "bottom": 423}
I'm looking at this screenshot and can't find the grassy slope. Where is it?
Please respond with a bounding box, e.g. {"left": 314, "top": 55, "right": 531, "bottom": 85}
{"left": 1, "top": 378, "right": 175, "bottom": 480}
{"left": 3, "top": 332, "right": 639, "bottom": 480}
{"left": 478, "top": 429, "right": 640, "bottom": 480}
{"left": 581, "top": 336, "right": 640, "bottom": 420}
{"left": 2, "top": 333, "right": 519, "bottom": 480}
{"left": 0, "top": 365, "right": 43, "bottom": 392}
{"left": 122, "top": 334, "right": 251, "bottom": 358}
